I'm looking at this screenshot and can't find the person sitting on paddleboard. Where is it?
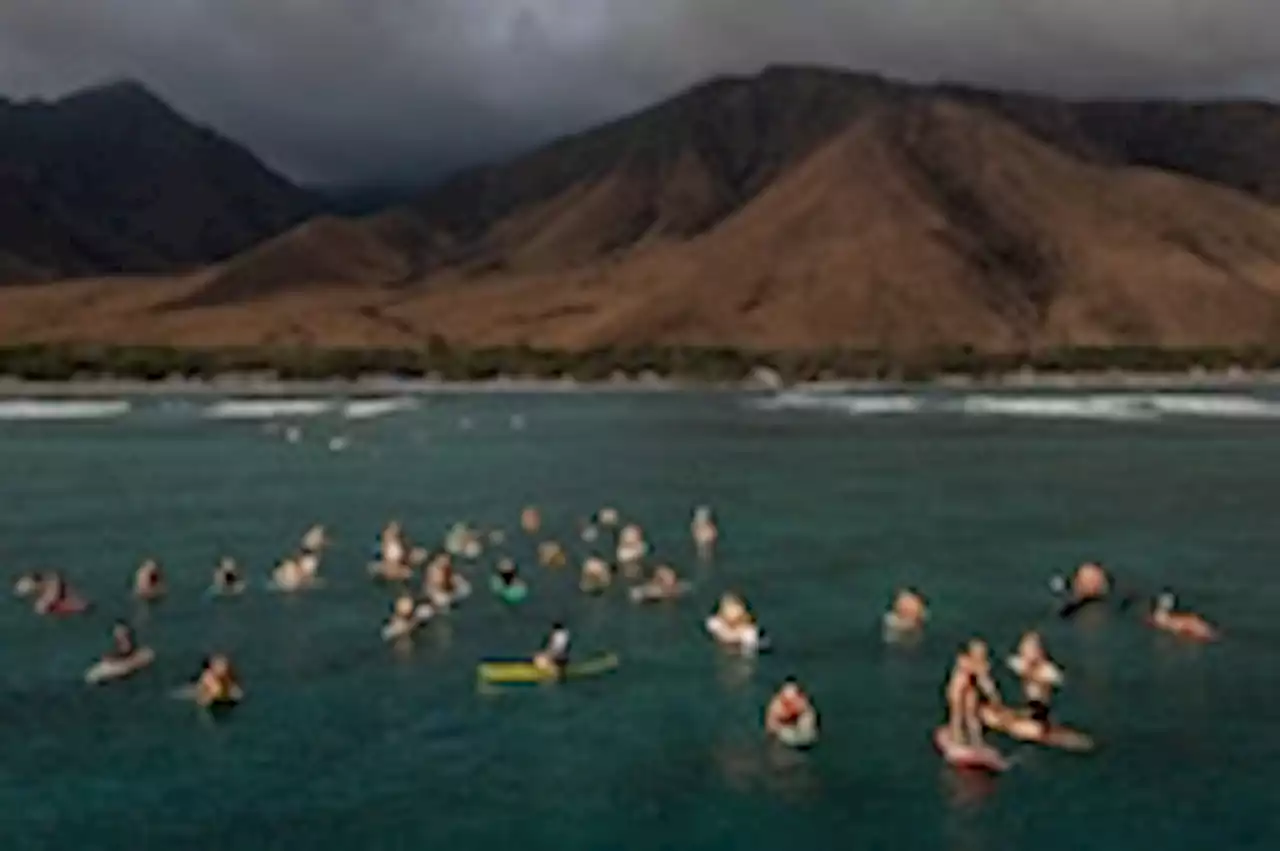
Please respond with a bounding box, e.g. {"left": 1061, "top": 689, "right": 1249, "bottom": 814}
{"left": 534, "top": 623, "right": 571, "bottom": 676}
{"left": 196, "top": 654, "right": 242, "bottom": 707}
{"left": 765, "top": 678, "right": 813, "bottom": 735}
{"left": 1149, "top": 591, "right": 1218, "bottom": 641}
{"left": 1009, "top": 631, "right": 1062, "bottom": 727}
{"left": 945, "top": 639, "right": 1003, "bottom": 747}
{"left": 134, "top": 559, "right": 165, "bottom": 600}
{"left": 496, "top": 558, "right": 520, "bottom": 587}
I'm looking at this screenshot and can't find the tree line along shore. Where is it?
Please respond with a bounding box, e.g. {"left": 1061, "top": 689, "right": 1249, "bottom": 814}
{"left": 0, "top": 343, "right": 1278, "bottom": 385}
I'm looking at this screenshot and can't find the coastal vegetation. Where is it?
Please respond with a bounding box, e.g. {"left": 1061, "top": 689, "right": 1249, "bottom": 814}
{"left": 1, "top": 343, "right": 1277, "bottom": 385}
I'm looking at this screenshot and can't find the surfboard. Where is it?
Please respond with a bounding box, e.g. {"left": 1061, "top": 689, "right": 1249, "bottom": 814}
{"left": 934, "top": 725, "right": 1009, "bottom": 772}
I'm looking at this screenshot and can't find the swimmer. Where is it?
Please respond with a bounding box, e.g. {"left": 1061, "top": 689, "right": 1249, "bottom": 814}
{"left": 520, "top": 506, "right": 542, "bottom": 535}
{"left": 580, "top": 557, "right": 612, "bottom": 592}
{"left": 194, "top": 654, "right": 243, "bottom": 707}
{"left": 33, "top": 571, "right": 68, "bottom": 614}
{"left": 579, "top": 518, "right": 599, "bottom": 543}
{"left": 538, "top": 541, "right": 567, "bottom": 568}
{"left": 765, "top": 678, "right": 815, "bottom": 736}
{"left": 885, "top": 588, "right": 928, "bottom": 632}
{"left": 716, "top": 593, "right": 753, "bottom": 630}
{"left": 616, "top": 524, "right": 648, "bottom": 566}
{"left": 632, "top": 565, "right": 687, "bottom": 602}
{"left": 944, "top": 639, "right": 1003, "bottom": 747}
{"left": 597, "top": 507, "right": 619, "bottom": 528}
{"left": 381, "top": 521, "right": 406, "bottom": 568}
{"left": 533, "top": 622, "right": 571, "bottom": 676}
{"left": 213, "top": 557, "right": 243, "bottom": 593}
{"left": 134, "top": 559, "right": 166, "bottom": 600}
{"left": 301, "top": 524, "right": 328, "bottom": 555}
{"left": 1053, "top": 562, "right": 1111, "bottom": 617}
{"left": 1149, "top": 592, "right": 1218, "bottom": 641}
{"left": 13, "top": 571, "right": 44, "bottom": 598}
{"left": 496, "top": 557, "right": 520, "bottom": 587}
{"left": 691, "top": 506, "right": 718, "bottom": 558}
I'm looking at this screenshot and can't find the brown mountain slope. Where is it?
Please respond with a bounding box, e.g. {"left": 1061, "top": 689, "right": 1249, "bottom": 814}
{"left": 7, "top": 97, "right": 1280, "bottom": 353}
{"left": 183, "top": 65, "right": 1280, "bottom": 306}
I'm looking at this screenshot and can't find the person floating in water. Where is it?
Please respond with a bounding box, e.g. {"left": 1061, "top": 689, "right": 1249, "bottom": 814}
{"left": 765, "top": 678, "right": 816, "bottom": 737}
{"left": 134, "top": 559, "right": 166, "bottom": 601}
{"left": 496, "top": 557, "right": 520, "bottom": 587}
{"left": 944, "top": 639, "right": 1003, "bottom": 747}
{"left": 884, "top": 588, "right": 928, "bottom": 634}
{"left": 690, "top": 506, "right": 718, "bottom": 560}
{"left": 1148, "top": 592, "right": 1218, "bottom": 641}
{"left": 195, "top": 654, "right": 243, "bottom": 707}
{"left": 212, "top": 557, "right": 244, "bottom": 594}
{"left": 1053, "top": 562, "right": 1111, "bottom": 617}
{"left": 533, "top": 622, "right": 571, "bottom": 676}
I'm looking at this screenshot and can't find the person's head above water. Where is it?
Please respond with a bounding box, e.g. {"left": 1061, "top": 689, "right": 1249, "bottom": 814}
{"left": 967, "top": 639, "right": 989, "bottom": 662}
{"left": 394, "top": 595, "right": 415, "bottom": 617}
{"left": 1156, "top": 591, "right": 1177, "bottom": 613}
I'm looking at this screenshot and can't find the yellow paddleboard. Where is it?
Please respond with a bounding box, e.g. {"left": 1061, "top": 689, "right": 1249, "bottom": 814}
{"left": 477, "top": 653, "right": 620, "bottom": 684}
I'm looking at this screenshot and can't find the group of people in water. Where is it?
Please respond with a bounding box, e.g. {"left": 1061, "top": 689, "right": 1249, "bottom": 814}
{"left": 11, "top": 507, "right": 1217, "bottom": 758}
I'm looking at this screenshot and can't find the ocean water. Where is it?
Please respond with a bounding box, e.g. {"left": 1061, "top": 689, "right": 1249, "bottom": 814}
{"left": 0, "top": 388, "right": 1277, "bottom": 850}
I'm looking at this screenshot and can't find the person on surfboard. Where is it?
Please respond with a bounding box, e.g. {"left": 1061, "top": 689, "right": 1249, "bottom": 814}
{"left": 533, "top": 623, "right": 571, "bottom": 676}
{"left": 1008, "top": 631, "right": 1063, "bottom": 728}
{"left": 945, "top": 639, "right": 1003, "bottom": 747}
{"left": 765, "top": 678, "right": 815, "bottom": 736}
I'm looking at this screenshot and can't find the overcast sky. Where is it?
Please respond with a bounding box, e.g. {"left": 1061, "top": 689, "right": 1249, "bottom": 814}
{"left": 1, "top": 0, "right": 1277, "bottom": 186}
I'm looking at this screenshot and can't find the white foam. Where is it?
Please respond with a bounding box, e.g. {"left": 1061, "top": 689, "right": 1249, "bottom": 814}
{"left": 341, "top": 397, "right": 418, "bottom": 420}
{"left": 0, "top": 399, "right": 131, "bottom": 421}
{"left": 754, "top": 391, "right": 922, "bottom": 416}
{"left": 1142, "top": 394, "right": 1280, "bottom": 419}
{"left": 204, "top": 399, "right": 334, "bottom": 420}
{"left": 955, "top": 395, "right": 1156, "bottom": 421}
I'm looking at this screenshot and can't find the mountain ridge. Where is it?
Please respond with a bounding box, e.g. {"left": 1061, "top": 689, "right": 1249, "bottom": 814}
{"left": 3, "top": 66, "right": 1280, "bottom": 355}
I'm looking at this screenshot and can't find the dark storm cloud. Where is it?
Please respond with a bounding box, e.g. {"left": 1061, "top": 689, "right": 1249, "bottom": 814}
{"left": 1, "top": 1, "right": 1277, "bottom": 184}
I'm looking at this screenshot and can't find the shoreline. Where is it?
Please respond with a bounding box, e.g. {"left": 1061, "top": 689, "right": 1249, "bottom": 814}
{"left": 2, "top": 369, "right": 1279, "bottom": 398}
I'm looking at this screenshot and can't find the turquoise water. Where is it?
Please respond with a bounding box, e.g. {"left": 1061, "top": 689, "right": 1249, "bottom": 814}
{"left": 1, "top": 390, "right": 1277, "bottom": 850}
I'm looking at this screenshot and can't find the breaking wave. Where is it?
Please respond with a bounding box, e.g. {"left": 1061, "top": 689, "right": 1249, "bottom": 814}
{"left": 0, "top": 400, "right": 131, "bottom": 421}
{"left": 342, "top": 397, "right": 418, "bottom": 420}
{"left": 752, "top": 390, "right": 1280, "bottom": 421}
{"left": 203, "top": 399, "right": 335, "bottom": 420}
